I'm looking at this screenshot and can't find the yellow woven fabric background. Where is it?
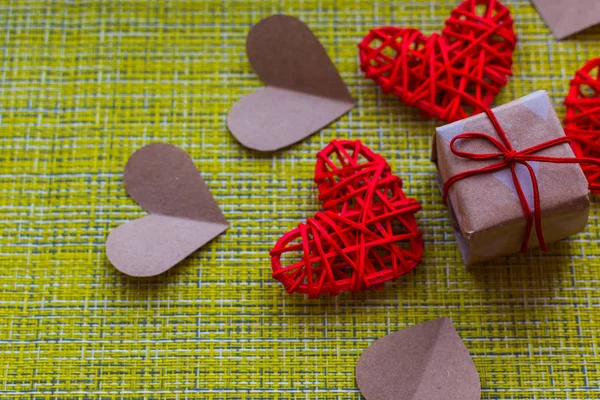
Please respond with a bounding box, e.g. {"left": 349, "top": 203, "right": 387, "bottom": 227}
{"left": 1, "top": 0, "right": 600, "bottom": 398}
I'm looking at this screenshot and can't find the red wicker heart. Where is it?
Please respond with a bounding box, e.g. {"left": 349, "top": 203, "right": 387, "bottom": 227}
{"left": 270, "top": 140, "right": 423, "bottom": 298}
{"left": 358, "top": 0, "right": 516, "bottom": 123}
{"left": 564, "top": 58, "right": 600, "bottom": 193}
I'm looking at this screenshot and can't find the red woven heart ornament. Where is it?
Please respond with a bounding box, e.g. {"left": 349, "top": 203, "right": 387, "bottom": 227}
{"left": 270, "top": 140, "right": 424, "bottom": 298}
{"left": 358, "top": 0, "right": 516, "bottom": 123}
{"left": 565, "top": 58, "right": 600, "bottom": 193}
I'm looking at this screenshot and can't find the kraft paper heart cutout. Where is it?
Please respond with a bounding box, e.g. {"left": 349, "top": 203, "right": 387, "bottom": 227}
{"left": 356, "top": 318, "right": 481, "bottom": 400}
{"left": 105, "top": 143, "right": 229, "bottom": 277}
{"left": 270, "top": 140, "right": 423, "bottom": 298}
{"left": 358, "top": 0, "right": 516, "bottom": 123}
{"left": 228, "top": 15, "right": 354, "bottom": 152}
{"left": 531, "top": 0, "right": 600, "bottom": 40}
{"left": 564, "top": 57, "right": 600, "bottom": 193}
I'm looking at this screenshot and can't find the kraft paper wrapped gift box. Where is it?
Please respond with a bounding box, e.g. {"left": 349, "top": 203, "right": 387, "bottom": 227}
{"left": 432, "top": 90, "right": 590, "bottom": 265}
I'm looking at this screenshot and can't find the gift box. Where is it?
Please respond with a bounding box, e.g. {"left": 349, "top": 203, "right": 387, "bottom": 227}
{"left": 432, "top": 91, "right": 591, "bottom": 265}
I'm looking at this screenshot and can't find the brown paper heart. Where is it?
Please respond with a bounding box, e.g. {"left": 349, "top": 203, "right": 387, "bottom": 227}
{"left": 227, "top": 15, "right": 354, "bottom": 152}
{"left": 356, "top": 318, "right": 481, "bottom": 400}
{"left": 105, "top": 143, "right": 229, "bottom": 277}
{"left": 531, "top": 0, "right": 600, "bottom": 39}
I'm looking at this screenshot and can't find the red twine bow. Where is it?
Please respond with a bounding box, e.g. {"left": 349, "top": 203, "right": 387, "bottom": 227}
{"left": 443, "top": 108, "right": 600, "bottom": 253}
{"left": 358, "top": 0, "right": 516, "bottom": 123}
{"left": 564, "top": 57, "right": 600, "bottom": 193}
{"left": 270, "top": 140, "right": 423, "bottom": 298}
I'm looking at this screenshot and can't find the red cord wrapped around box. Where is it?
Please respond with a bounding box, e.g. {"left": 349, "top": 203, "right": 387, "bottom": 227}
{"left": 565, "top": 57, "right": 600, "bottom": 193}
{"left": 443, "top": 108, "right": 600, "bottom": 253}
{"left": 358, "top": 0, "right": 516, "bottom": 123}
{"left": 270, "top": 140, "right": 424, "bottom": 298}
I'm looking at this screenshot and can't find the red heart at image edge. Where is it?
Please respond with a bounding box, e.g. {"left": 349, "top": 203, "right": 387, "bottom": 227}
{"left": 564, "top": 57, "right": 600, "bottom": 193}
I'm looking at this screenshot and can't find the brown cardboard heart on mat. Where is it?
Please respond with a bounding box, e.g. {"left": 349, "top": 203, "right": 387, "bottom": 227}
{"left": 531, "top": 0, "right": 600, "bottom": 39}
{"left": 227, "top": 15, "right": 354, "bottom": 152}
{"left": 356, "top": 318, "right": 481, "bottom": 400}
{"left": 105, "top": 143, "right": 229, "bottom": 277}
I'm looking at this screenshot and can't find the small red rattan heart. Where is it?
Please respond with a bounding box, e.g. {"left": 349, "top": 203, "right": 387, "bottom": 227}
{"left": 564, "top": 57, "right": 600, "bottom": 193}
{"left": 358, "top": 0, "right": 516, "bottom": 123}
{"left": 270, "top": 140, "right": 424, "bottom": 298}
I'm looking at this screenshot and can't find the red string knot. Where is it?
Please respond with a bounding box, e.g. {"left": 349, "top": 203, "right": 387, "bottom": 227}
{"left": 504, "top": 150, "right": 517, "bottom": 163}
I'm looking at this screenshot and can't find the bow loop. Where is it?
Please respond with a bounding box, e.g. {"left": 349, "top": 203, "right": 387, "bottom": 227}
{"left": 450, "top": 132, "right": 512, "bottom": 161}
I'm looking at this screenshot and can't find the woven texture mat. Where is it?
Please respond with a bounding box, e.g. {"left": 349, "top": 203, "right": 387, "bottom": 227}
{"left": 1, "top": 0, "right": 600, "bottom": 399}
